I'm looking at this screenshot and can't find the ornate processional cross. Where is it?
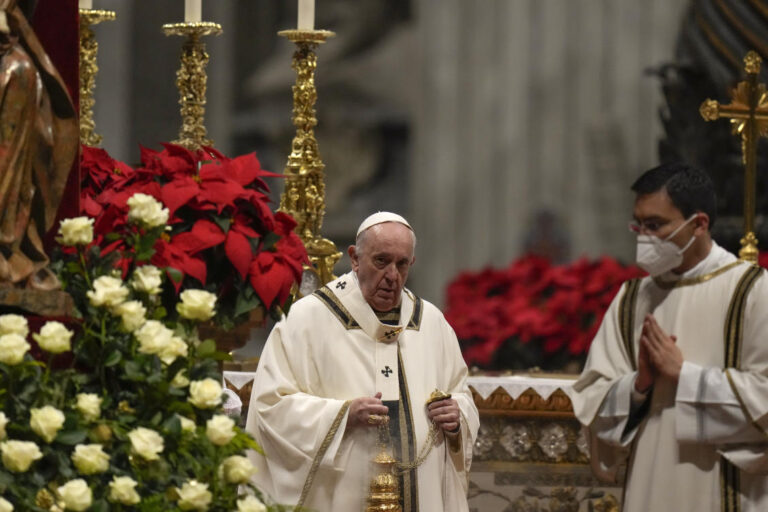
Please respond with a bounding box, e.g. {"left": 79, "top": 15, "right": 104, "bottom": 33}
{"left": 700, "top": 51, "right": 768, "bottom": 263}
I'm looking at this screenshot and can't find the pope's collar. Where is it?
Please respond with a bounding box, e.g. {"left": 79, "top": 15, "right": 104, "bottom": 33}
{"left": 329, "top": 271, "right": 413, "bottom": 343}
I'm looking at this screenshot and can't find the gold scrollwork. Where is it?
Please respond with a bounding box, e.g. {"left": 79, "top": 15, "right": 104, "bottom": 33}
{"left": 277, "top": 30, "right": 342, "bottom": 289}
{"left": 78, "top": 9, "right": 116, "bottom": 147}
{"left": 162, "top": 22, "right": 223, "bottom": 151}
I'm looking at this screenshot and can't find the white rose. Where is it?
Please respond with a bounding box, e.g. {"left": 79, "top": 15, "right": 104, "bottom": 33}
{"left": 177, "top": 480, "right": 212, "bottom": 511}
{"left": 205, "top": 415, "right": 235, "bottom": 446}
{"left": 0, "top": 412, "right": 7, "bottom": 440}
{"left": 127, "top": 193, "right": 169, "bottom": 228}
{"left": 188, "top": 378, "right": 223, "bottom": 409}
{"left": 237, "top": 495, "right": 267, "bottom": 512}
{"left": 178, "top": 415, "right": 196, "bottom": 433}
{"left": 33, "top": 321, "right": 73, "bottom": 354}
{"left": 114, "top": 300, "right": 146, "bottom": 332}
{"left": 71, "top": 444, "right": 109, "bottom": 475}
{"left": 159, "top": 336, "right": 188, "bottom": 365}
{"left": 171, "top": 370, "right": 190, "bottom": 388}
{"left": 131, "top": 265, "right": 163, "bottom": 295}
{"left": 0, "top": 333, "right": 29, "bottom": 366}
{"left": 57, "top": 217, "right": 94, "bottom": 246}
{"left": 220, "top": 455, "right": 255, "bottom": 484}
{"left": 75, "top": 393, "right": 102, "bottom": 422}
{"left": 176, "top": 289, "right": 217, "bottom": 322}
{"left": 87, "top": 276, "right": 129, "bottom": 308}
{"left": 0, "top": 314, "right": 28, "bottom": 337}
{"left": 30, "top": 406, "right": 65, "bottom": 443}
{"left": 0, "top": 440, "right": 42, "bottom": 472}
{"left": 127, "top": 427, "right": 164, "bottom": 461}
{"left": 108, "top": 475, "right": 140, "bottom": 506}
{"left": 57, "top": 479, "right": 92, "bottom": 512}
{"left": 134, "top": 320, "right": 174, "bottom": 356}
{"left": 0, "top": 497, "right": 12, "bottom": 512}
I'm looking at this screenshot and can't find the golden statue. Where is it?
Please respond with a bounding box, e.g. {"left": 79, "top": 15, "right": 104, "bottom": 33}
{"left": 0, "top": 0, "right": 78, "bottom": 290}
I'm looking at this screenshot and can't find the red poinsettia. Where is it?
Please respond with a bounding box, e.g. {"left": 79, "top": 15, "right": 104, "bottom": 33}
{"left": 445, "top": 254, "right": 644, "bottom": 370}
{"left": 80, "top": 144, "right": 309, "bottom": 327}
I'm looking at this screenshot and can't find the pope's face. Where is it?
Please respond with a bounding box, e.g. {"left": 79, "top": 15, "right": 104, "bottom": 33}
{"left": 349, "top": 222, "right": 415, "bottom": 312}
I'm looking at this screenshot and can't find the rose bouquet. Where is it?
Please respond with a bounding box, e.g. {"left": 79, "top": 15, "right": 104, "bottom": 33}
{"left": 80, "top": 144, "right": 308, "bottom": 330}
{"left": 0, "top": 197, "right": 291, "bottom": 511}
{"left": 446, "top": 255, "right": 644, "bottom": 371}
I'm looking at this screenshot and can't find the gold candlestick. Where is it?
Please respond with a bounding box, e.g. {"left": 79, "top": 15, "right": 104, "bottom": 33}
{"left": 277, "top": 29, "right": 341, "bottom": 292}
{"left": 79, "top": 8, "right": 116, "bottom": 147}
{"left": 162, "top": 22, "right": 222, "bottom": 150}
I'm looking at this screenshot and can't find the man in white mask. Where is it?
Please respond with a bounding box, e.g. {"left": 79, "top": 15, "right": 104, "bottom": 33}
{"left": 572, "top": 163, "right": 768, "bottom": 512}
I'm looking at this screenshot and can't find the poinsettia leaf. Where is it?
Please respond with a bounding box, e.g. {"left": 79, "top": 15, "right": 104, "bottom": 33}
{"left": 235, "top": 289, "right": 262, "bottom": 318}
{"left": 166, "top": 267, "right": 183, "bottom": 284}
{"left": 211, "top": 214, "right": 232, "bottom": 234}
{"left": 261, "top": 231, "right": 280, "bottom": 251}
{"left": 225, "top": 230, "right": 252, "bottom": 279}
{"left": 55, "top": 429, "right": 88, "bottom": 445}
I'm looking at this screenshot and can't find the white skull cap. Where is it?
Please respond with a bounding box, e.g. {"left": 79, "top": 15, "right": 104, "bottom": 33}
{"left": 356, "top": 212, "right": 413, "bottom": 238}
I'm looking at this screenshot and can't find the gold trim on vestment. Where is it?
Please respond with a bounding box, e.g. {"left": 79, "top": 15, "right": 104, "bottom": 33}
{"left": 297, "top": 400, "right": 351, "bottom": 508}
{"left": 653, "top": 261, "right": 743, "bottom": 290}
{"left": 397, "top": 346, "right": 419, "bottom": 510}
{"left": 313, "top": 286, "right": 361, "bottom": 330}
{"left": 618, "top": 279, "right": 641, "bottom": 371}
{"left": 724, "top": 369, "right": 768, "bottom": 439}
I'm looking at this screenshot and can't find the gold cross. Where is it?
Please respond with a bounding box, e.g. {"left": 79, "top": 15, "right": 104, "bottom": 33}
{"left": 700, "top": 51, "right": 768, "bottom": 263}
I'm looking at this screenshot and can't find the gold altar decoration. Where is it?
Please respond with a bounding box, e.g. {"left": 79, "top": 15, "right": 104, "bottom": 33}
{"left": 78, "top": 8, "right": 115, "bottom": 147}
{"left": 277, "top": 29, "right": 342, "bottom": 290}
{"left": 700, "top": 50, "right": 768, "bottom": 263}
{"left": 162, "top": 22, "right": 222, "bottom": 150}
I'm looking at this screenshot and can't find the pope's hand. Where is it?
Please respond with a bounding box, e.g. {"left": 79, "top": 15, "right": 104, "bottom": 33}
{"left": 346, "top": 392, "right": 389, "bottom": 431}
{"left": 427, "top": 398, "right": 460, "bottom": 434}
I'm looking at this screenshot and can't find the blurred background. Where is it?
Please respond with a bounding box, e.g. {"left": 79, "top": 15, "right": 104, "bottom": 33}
{"left": 91, "top": 0, "right": 767, "bottom": 310}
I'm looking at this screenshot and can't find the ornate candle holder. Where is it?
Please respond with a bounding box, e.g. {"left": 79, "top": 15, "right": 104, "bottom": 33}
{"left": 79, "top": 8, "right": 116, "bottom": 147}
{"left": 277, "top": 29, "right": 342, "bottom": 292}
{"left": 162, "top": 22, "right": 222, "bottom": 150}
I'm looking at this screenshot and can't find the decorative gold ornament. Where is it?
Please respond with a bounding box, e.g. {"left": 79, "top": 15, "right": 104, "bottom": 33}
{"left": 700, "top": 50, "right": 768, "bottom": 263}
{"left": 162, "top": 22, "right": 223, "bottom": 150}
{"left": 366, "top": 415, "right": 402, "bottom": 512}
{"left": 277, "top": 29, "right": 342, "bottom": 290}
{"left": 78, "top": 8, "right": 116, "bottom": 147}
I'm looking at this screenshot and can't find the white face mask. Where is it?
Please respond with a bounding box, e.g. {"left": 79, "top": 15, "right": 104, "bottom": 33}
{"left": 635, "top": 214, "right": 698, "bottom": 276}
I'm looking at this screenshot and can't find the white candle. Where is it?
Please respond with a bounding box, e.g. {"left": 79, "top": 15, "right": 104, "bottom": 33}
{"left": 297, "top": 0, "right": 314, "bottom": 30}
{"left": 185, "top": 0, "right": 202, "bottom": 23}
{"left": 79, "top": 0, "right": 93, "bottom": 9}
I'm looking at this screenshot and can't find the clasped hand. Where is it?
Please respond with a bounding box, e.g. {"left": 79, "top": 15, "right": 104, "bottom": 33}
{"left": 427, "top": 398, "right": 460, "bottom": 434}
{"left": 636, "top": 314, "right": 683, "bottom": 392}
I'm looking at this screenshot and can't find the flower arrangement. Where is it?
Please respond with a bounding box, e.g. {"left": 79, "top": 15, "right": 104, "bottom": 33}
{"left": 79, "top": 144, "right": 308, "bottom": 329}
{"left": 0, "top": 198, "right": 290, "bottom": 511}
{"left": 445, "top": 255, "right": 644, "bottom": 371}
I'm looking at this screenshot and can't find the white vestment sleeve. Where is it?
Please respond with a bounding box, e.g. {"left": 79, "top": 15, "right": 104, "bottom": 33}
{"left": 438, "top": 312, "right": 480, "bottom": 492}
{"left": 572, "top": 283, "right": 638, "bottom": 481}
{"left": 246, "top": 318, "right": 352, "bottom": 503}
{"left": 675, "top": 273, "right": 768, "bottom": 474}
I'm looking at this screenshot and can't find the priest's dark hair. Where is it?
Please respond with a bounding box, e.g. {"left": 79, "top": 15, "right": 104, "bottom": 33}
{"left": 631, "top": 162, "right": 717, "bottom": 228}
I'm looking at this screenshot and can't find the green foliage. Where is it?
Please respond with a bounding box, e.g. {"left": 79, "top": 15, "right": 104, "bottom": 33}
{"left": 0, "top": 216, "right": 285, "bottom": 511}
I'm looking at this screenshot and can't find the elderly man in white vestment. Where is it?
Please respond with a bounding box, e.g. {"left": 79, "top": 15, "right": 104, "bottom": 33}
{"left": 246, "top": 212, "right": 480, "bottom": 511}
{"left": 572, "top": 163, "right": 768, "bottom": 512}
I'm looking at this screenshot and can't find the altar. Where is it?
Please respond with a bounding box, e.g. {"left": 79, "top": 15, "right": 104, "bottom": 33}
{"left": 223, "top": 370, "right": 622, "bottom": 512}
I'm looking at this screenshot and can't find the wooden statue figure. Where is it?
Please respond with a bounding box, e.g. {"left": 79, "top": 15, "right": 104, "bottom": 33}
{"left": 0, "top": 0, "right": 78, "bottom": 290}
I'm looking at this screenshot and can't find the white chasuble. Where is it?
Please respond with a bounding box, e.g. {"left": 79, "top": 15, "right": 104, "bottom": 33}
{"left": 572, "top": 243, "right": 768, "bottom": 512}
{"left": 246, "top": 271, "right": 480, "bottom": 511}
